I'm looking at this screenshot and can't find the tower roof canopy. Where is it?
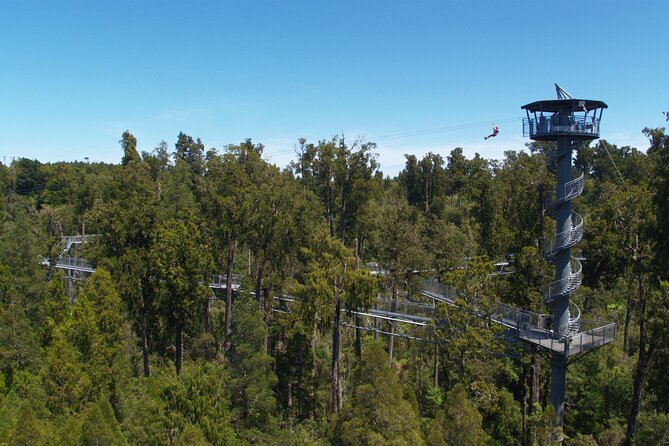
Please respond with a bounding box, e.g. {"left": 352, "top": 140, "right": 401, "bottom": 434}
{"left": 521, "top": 99, "right": 608, "bottom": 113}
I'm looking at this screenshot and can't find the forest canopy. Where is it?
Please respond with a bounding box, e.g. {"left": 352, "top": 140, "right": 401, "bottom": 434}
{"left": 0, "top": 120, "right": 668, "bottom": 445}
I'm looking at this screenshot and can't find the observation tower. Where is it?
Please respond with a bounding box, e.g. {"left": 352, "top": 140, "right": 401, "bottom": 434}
{"left": 522, "top": 85, "right": 609, "bottom": 427}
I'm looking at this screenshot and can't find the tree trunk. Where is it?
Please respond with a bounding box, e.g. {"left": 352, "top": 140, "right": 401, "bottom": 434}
{"left": 340, "top": 182, "right": 346, "bottom": 243}
{"left": 327, "top": 174, "right": 334, "bottom": 237}
{"left": 255, "top": 258, "right": 265, "bottom": 306}
{"left": 263, "top": 287, "right": 270, "bottom": 355}
{"left": 331, "top": 288, "right": 341, "bottom": 412}
{"left": 141, "top": 315, "right": 150, "bottom": 377}
{"left": 424, "top": 177, "right": 430, "bottom": 214}
{"left": 623, "top": 293, "right": 633, "bottom": 354}
{"left": 354, "top": 314, "right": 362, "bottom": 360}
{"left": 625, "top": 274, "right": 651, "bottom": 446}
{"left": 224, "top": 242, "right": 235, "bottom": 352}
{"left": 626, "top": 347, "right": 650, "bottom": 446}
{"left": 175, "top": 326, "right": 183, "bottom": 376}
{"left": 532, "top": 352, "right": 541, "bottom": 408}
{"left": 433, "top": 344, "right": 439, "bottom": 387}
{"left": 203, "top": 296, "right": 210, "bottom": 333}
{"left": 387, "top": 288, "right": 397, "bottom": 366}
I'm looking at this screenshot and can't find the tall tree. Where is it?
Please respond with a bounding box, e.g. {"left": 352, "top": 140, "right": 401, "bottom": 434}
{"left": 246, "top": 168, "right": 322, "bottom": 353}
{"left": 296, "top": 231, "right": 376, "bottom": 412}
{"left": 151, "top": 210, "right": 212, "bottom": 375}
{"left": 120, "top": 130, "right": 141, "bottom": 167}
{"left": 70, "top": 268, "right": 127, "bottom": 396}
{"left": 334, "top": 341, "right": 425, "bottom": 445}
{"left": 625, "top": 280, "right": 669, "bottom": 445}
{"left": 91, "top": 140, "right": 158, "bottom": 377}
{"left": 0, "top": 263, "right": 38, "bottom": 384}
{"left": 203, "top": 140, "right": 264, "bottom": 351}
{"left": 647, "top": 126, "right": 669, "bottom": 275}
{"left": 333, "top": 137, "right": 379, "bottom": 244}
{"left": 371, "top": 189, "right": 428, "bottom": 364}
{"left": 427, "top": 384, "right": 490, "bottom": 446}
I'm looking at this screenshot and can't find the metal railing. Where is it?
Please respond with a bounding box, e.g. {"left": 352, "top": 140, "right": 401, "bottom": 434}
{"left": 419, "top": 279, "right": 591, "bottom": 352}
{"left": 208, "top": 274, "right": 242, "bottom": 289}
{"left": 419, "top": 279, "right": 457, "bottom": 305}
{"left": 565, "top": 322, "right": 616, "bottom": 356}
{"left": 567, "top": 301, "right": 581, "bottom": 335}
{"left": 61, "top": 234, "right": 100, "bottom": 245}
{"left": 365, "top": 262, "right": 389, "bottom": 276}
{"left": 523, "top": 115, "right": 601, "bottom": 138}
{"left": 544, "top": 212, "right": 583, "bottom": 259}
{"left": 543, "top": 258, "right": 582, "bottom": 304}
{"left": 546, "top": 173, "right": 584, "bottom": 209}
{"left": 55, "top": 256, "right": 95, "bottom": 272}
{"left": 371, "top": 296, "right": 436, "bottom": 319}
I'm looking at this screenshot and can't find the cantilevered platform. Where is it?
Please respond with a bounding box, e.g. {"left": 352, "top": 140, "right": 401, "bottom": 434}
{"left": 419, "top": 279, "right": 615, "bottom": 357}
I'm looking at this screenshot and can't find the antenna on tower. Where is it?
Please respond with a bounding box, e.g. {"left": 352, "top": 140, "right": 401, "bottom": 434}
{"left": 555, "top": 84, "right": 574, "bottom": 99}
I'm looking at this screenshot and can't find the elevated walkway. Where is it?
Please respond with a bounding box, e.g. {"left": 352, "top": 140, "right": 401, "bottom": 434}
{"left": 418, "top": 278, "right": 614, "bottom": 357}
{"left": 47, "top": 236, "right": 614, "bottom": 357}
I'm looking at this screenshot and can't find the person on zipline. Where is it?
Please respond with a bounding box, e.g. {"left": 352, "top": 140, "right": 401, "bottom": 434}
{"left": 484, "top": 124, "right": 499, "bottom": 140}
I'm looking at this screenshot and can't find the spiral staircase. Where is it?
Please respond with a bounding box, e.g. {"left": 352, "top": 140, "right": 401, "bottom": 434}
{"left": 522, "top": 88, "right": 615, "bottom": 427}
{"left": 543, "top": 149, "right": 584, "bottom": 336}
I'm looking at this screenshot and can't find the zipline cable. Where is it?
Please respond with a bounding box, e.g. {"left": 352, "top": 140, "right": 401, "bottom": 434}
{"left": 263, "top": 116, "right": 524, "bottom": 159}
{"left": 369, "top": 116, "right": 523, "bottom": 142}
{"left": 600, "top": 139, "right": 630, "bottom": 193}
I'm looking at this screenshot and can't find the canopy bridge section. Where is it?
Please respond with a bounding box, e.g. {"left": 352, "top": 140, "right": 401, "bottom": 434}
{"left": 46, "top": 234, "right": 614, "bottom": 359}
{"left": 342, "top": 275, "right": 614, "bottom": 358}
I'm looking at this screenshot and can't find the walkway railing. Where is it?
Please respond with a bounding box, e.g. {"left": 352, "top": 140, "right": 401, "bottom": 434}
{"left": 54, "top": 256, "right": 96, "bottom": 273}
{"left": 544, "top": 212, "right": 583, "bottom": 259}
{"left": 544, "top": 258, "right": 582, "bottom": 304}
{"left": 208, "top": 274, "right": 242, "bottom": 289}
{"left": 545, "top": 173, "right": 584, "bottom": 211}
{"left": 523, "top": 115, "right": 601, "bottom": 138}
{"left": 48, "top": 236, "right": 611, "bottom": 355}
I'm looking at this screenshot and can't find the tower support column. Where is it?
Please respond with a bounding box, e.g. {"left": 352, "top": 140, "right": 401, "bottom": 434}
{"left": 521, "top": 92, "right": 609, "bottom": 432}
{"left": 550, "top": 352, "right": 567, "bottom": 426}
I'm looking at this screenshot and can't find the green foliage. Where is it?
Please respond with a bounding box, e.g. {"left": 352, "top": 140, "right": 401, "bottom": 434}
{"left": 162, "top": 363, "right": 237, "bottom": 445}
{"left": 8, "top": 401, "right": 47, "bottom": 446}
{"left": 116, "top": 373, "right": 170, "bottom": 444}
{"left": 4, "top": 129, "right": 669, "bottom": 445}
{"left": 425, "top": 385, "right": 444, "bottom": 416}
{"left": 120, "top": 131, "right": 141, "bottom": 167}
{"left": 227, "top": 294, "right": 278, "bottom": 432}
{"left": 0, "top": 195, "right": 45, "bottom": 303}
{"left": 565, "top": 433, "right": 598, "bottom": 446}
{"left": 566, "top": 347, "right": 633, "bottom": 438}
{"left": 438, "top": 256, "right": 505, "bottom": 387}
{"left": 39, "top": 272, "right": 69, "bottom": 347}
{"left": 81, "top": 397, "right": 127, "bottom": 446}
{"left": 69, "top": 268, "right": 129, "bottom": 396}
{"left": 427, "top": 384, "right": 489, "bottom": 446}
{"left": 0, "top": 264, "right": 38, "bottom": 381}
{"left": 334, "top": 341, "right": 425, "bottom": 446}
{"left": 151, "top": 209, "right": 212, "bottom": 374}
{"left": 39, "top": 331, "right": 92, "bottom": 415}
{"left": 484, "top": 389, "right": 523, "bottom": 446}
{"left": 526, "top": 404, "right": 561, "bottom": 446}
{"left": 275, "top": 322, "right": 315, "bottom": 421}
{"left": 175, "top": 424, "right": 212, "bottom": 446}
{"left": 633, "top": 412, "right": 669, "bottom": 445}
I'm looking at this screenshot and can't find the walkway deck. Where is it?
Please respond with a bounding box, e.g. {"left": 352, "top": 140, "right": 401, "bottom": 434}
{"left": 47, "top": 249, "right": 615, "bottom": 357}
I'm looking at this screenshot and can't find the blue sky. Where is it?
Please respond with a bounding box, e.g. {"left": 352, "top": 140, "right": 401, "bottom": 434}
{"left": 1, "top": 1, "right": 667, "bottom": 175}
